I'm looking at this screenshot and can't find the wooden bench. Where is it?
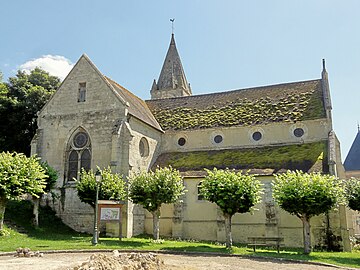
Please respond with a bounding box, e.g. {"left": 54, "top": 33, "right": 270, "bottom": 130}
{"left": 247, "top": 237, "right": 284, "bottom": 253}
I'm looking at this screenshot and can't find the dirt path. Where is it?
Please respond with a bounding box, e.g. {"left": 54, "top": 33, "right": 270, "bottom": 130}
{"left": 0, "top": 252, "right": 345, "bottom": 270}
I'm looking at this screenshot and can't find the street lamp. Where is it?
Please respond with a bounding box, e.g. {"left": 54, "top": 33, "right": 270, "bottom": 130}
{"left": 92, "top": 169, "right": 102, "bottom": 245}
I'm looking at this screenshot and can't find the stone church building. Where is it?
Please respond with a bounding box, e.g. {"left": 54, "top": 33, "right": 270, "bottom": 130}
{"left": 31, "top": 34, "right": 354, "bottom": 250}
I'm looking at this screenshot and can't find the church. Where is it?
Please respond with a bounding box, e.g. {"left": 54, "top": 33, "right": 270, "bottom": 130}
{"left": 31, "top": 34, "right": 355, "bottom": 250}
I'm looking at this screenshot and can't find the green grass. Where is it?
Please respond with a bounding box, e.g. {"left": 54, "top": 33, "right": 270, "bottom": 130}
{"left": 1, "top": 200, "right": 359, "bottom": 269}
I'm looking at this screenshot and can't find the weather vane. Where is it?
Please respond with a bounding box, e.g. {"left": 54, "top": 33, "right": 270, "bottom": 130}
{"left": 170, "top": 18, "right": 175, "bottom": 34}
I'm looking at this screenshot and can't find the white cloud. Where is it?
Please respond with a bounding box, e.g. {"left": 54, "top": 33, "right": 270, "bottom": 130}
{"left": 20, "top": 55, "right": 74, "bottom": 80}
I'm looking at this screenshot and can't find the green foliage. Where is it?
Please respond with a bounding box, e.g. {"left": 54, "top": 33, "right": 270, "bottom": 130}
{"left": 345, "top": 177, "right": 360, "bottom": 211}
{"left": 200, "top": 168, "right": 262, "bottom": 216}
{"left": 273, "top": 170, "right": 344, "bottom": 218}
{"left": 151, "top": 90, "right": 325, "bottom": 130}
{"left": 158, "top": 142, "right": 326, "bottom": 173}
{"left": 128, "top": 167, "right": 185, "bottom": 212}
{"left": 40, "top": 161, "right": 58, "bottom": 193}
{"left": 0, "top": 68, "right": 60, "bottom": 155}
{"left": 0, "top": 227, "right": 10, "bottom": 236}
{"left": 76, "top": 167, "right": 126, "bottom": 208}
{"left": 0, "top": 152, "right": 47, "bottom": 200}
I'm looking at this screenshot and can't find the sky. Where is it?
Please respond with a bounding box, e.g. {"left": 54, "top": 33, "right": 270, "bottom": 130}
{"left": 1, "top": 0, "right": 359, "bottom": 161}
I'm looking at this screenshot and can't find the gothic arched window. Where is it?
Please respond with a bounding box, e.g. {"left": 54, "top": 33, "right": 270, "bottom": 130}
{"left": 66, "top": 129, "right": 91, "bottom": 182}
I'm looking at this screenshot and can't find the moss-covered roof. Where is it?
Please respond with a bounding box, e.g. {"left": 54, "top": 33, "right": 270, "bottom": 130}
{"left": 146, "top": 80, "right": 325, "bottom": 131}
{"left": 152, "top": 141, "right": 328, "bottom": 176}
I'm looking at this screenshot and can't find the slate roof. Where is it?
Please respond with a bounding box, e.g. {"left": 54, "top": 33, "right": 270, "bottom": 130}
{"left": 152, "top": 34, "right": 191, "bottom": 94}
{"left": 344, "top": 131, "right": 360, "bottom": 171}
{"left": 146, "top": 79, "right": 326, "bottom": 131}
{"left": 152, "top": 141, "right": 328, "bottom": 177}
{"left": 104, "top": 77, "right": 162, "bottom": 131}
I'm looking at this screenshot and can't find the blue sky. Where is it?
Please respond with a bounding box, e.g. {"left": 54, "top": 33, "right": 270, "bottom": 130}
{"left": 1, "top": 0, "right": 359, "bottom": 160}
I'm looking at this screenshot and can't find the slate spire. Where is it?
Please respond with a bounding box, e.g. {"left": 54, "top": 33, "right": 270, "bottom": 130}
{"left": 344, "top": 128, "right": 360, "bottom": 171}
{"left": 151, "top": 34, "right": 192, "bottom": 99}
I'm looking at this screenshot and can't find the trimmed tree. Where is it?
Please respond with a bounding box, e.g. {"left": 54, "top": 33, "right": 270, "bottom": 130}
{"left": 273, "top": 170, "right": 344, "bottom": 254}
{"left": 128, "top": 167, "right": 185, "bottom": 240}
{"left": 32, "top": 162, "right": 58, "bottom": 226}
{"left": 76, "top": 167, "right": 126, "bottom": 208}
{"left": 345, "top": 177, "right": 360, "bottom": 211}
{"left": 200, "top": 168, "right": 262, "bottom": 248}
{"left": 0, "top": 152, "right": 47, "bottom": 231}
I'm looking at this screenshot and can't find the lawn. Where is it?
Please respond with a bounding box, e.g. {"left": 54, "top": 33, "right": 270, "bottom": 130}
{"left": 1, "top": 200, "right": 359, "bottom": 269}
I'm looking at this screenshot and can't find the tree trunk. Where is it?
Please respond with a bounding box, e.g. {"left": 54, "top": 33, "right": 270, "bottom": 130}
{"left": 152, "top": 209, "right": 161, "bottom": 240}
{"left": 32, "top": 196, "right": 40, "bottom": 227}
{"left": 301, "top": 215, "right": 311, "bottom": 254}
{"left": 0, "top": 197, "right": 7, "bottom": 231}
{"left": 224, "top": 213, "right": 233, "bottom": 248}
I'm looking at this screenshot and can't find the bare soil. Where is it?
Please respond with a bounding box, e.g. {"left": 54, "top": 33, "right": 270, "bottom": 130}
{"left": 0, "top": 251, "right": 343, "bottom": 270}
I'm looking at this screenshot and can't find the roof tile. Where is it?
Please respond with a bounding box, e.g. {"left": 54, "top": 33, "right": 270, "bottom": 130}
{"left": 146, "top": 79, "right": 325, "bottom": 130}
{"left": 105, "top": 77, "right": 162, "bottom": 131}
{"left": 152, "top": 141, "right": 328, "bottom": 175}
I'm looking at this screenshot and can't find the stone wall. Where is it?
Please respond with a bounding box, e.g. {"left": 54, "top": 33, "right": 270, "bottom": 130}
{"left": 32, "top": 56, "right": 128, "bottom": 232}
{"left": 141, "top": 176, "right": 349, "bottom": 249}
{"left": 161, "top": 119, "right": 331, "bottom": 153}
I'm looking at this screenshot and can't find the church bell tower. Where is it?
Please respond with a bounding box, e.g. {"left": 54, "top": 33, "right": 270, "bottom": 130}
{"left": 150, "top": 33, "right": 192, "bottom": 99}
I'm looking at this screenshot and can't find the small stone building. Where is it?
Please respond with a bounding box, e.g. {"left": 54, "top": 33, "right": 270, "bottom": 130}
{"left": 32, "top": 34, "right": 354, "bottom": 250}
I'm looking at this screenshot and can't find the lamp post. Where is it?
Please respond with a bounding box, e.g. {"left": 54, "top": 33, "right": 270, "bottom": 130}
{"left": 92, "top": 169, "right": 101, "bottom": 245}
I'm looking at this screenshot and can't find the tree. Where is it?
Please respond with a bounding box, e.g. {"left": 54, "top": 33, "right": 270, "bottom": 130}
{"left": 32, "top": 162, "right": 58, "bottom": 226}
{"left": 345, "top": 177, "right": 360, "bottom": 212}
{"left": 0, "top": 75, "right": 10, "bottom": 149}
{"left": 0, "top": 68, "right": 60, "bottom": 155}
{"left": 0, "top": 152, "right": 47, "bottom": 231}
{"left": 273, "top": 170, "right": 344, "bottom": 254}
{"left": 200, "top": 168, "right": 262, "bottom": 248}
{"left": 76, "top": 167, "right": 126, "bottom": 208}
{"left": 128, "top": 167, "right": 185, "bottom": 240}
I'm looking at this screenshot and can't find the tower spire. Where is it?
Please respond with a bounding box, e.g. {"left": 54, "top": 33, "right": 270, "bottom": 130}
{"left": 150, "top": 32, "right": 192, "bottom": 100}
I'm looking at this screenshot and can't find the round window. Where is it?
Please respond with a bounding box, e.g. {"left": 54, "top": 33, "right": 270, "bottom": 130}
{"left": 252, "top": 131, "right": 262, "bottom": 141}
{"left": 73, "top": 132, "right": 88, "bottom": 148}
{"left": 178, "top": 137, "right": 186, "bottom": 146}
{"left": 139, "top": 138, "right": 149, "bottom": 157}
{"left": 214, "top": 135, "right": 223, "bottom": 144}
{"left": 294, "top": 128, "right": 305, "bottom": 138}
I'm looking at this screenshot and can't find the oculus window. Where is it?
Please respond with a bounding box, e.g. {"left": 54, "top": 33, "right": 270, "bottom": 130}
{"left": 293, "top": 128, "right": 305, "bottom": 138}
{"left": 178, "top": 137, "right": 186, "bottom": 146}
{"left": 139, "top": 137, "right": 149, "bottom": 157}
{"left": 214, "top": 135, "right": 223, "bottom": 144}
{"left": 252, "top": 131, "right": 262, "bottom": 141}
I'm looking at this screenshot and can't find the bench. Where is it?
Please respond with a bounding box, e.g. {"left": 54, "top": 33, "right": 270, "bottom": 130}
{"left": 247, "top": 237, "right": 284, "bottom": 253}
